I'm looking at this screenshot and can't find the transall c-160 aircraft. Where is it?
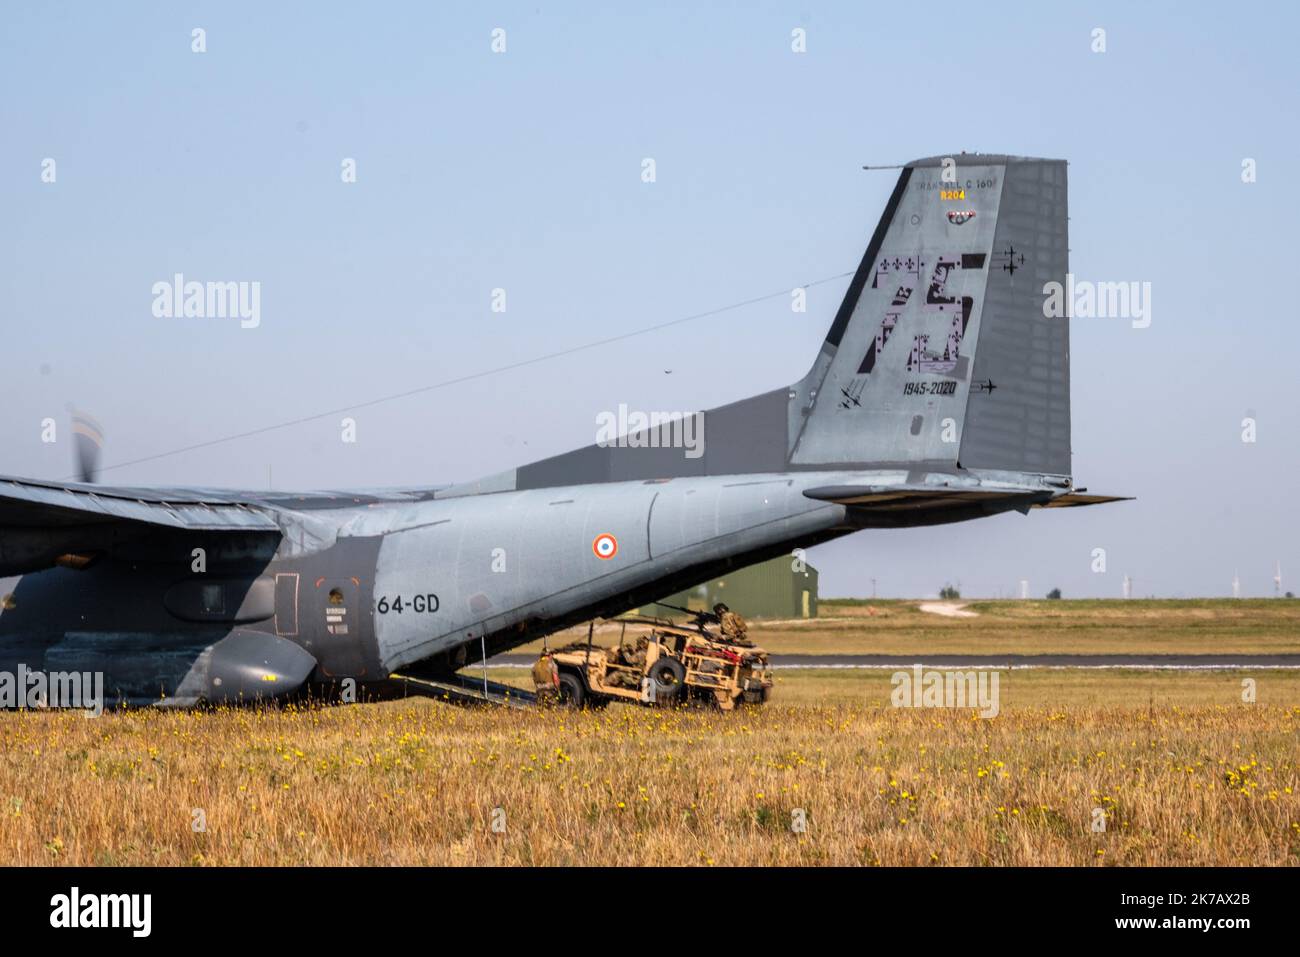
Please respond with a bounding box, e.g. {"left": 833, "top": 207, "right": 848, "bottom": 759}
{"left": 0, "top": 154, "right": 1127, "bottom": 706}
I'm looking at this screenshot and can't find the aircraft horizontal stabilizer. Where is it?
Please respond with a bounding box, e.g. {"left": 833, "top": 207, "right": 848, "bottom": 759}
{"left": 803, "top": 485, "right": 1037, "bottom": 509}
{"left": 803, "top": 485, "right": 1132, "bottom": 513}
{"left": 1030, "top": 492, "right": 1134, "bottom": 508}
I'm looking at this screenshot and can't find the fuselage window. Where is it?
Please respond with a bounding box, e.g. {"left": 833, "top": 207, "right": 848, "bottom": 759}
{"left": 200, "top": 583, "right": 225, "bottom": 615}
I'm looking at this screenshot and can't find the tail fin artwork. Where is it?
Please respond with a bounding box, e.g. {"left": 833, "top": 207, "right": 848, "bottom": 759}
{"left": 787, "top": 154, "right": 1070, "bottom": 476}
{"left": 446, "top": 154, "right": 1093, "bottom": 499}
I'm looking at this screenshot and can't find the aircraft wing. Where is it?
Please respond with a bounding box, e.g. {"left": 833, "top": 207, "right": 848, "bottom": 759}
{"left": 0, "top": 475, "right": 282, "bottom": 531}
{"left": 0, "top": 473, "right": 451, "bottom": 575}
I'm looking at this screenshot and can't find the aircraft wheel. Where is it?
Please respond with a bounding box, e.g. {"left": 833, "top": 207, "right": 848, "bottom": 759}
{"left": 557, "top": 673, "right": 585, "bottom": 708}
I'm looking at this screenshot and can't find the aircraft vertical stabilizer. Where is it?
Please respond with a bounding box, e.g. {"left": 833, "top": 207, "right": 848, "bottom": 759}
{"left": 787, "top": 155, "right": 1071, "bottom": 479}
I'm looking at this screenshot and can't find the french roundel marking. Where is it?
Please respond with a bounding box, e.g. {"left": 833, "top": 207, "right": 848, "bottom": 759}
{"left": 592, "top": 533, "right": 618, "bottom": 559}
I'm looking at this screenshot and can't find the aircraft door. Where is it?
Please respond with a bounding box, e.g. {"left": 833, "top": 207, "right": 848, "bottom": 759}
{"left": 274, "top": 573, "right": 299, "bottom": 637}
{"left": 310, "top": 576, "right": 368, "bottom": 677}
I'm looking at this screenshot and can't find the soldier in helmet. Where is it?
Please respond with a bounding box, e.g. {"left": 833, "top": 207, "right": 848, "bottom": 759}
{"left": 713, "top": 602, "right": 753, "bottom": 647}
{"left": 531, "top": 651, "right": 560, "bottom": 705}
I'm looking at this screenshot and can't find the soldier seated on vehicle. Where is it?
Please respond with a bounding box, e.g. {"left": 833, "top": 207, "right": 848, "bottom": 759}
{"left": 713, "top": 603, "right": 753, "bottom": 647}
{"left": 606, "top": 670, "right": 639, "bottom": 689}
{"left": 532, "top": 652, "right": 559, "bottom": 705}
{"left": 621, "top": 634, "right": 650, "bottom": 667}
{"left": 605, "top": 635, "right": 649, "bottom": 689}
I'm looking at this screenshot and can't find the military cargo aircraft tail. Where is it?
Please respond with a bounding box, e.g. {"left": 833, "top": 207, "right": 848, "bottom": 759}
{"left": 446, "top": 154, "right": 1074, "bottom": 499}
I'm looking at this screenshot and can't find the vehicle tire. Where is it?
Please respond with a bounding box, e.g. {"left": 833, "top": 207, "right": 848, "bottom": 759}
{"left": 557, "top": 673, "right": 585, "bottom": 708}
{"left": 648, "top": 657, "right": 686, "bottom": 701}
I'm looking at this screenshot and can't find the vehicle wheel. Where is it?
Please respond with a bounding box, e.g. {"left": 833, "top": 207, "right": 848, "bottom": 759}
{"left": 557, "top": 673, "right": 585, "bottom": 708}
{"left": 648, "top": 657, "right": 686, "bottom": 700}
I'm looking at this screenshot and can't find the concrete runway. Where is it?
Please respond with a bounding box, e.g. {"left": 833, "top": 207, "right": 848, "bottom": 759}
{"left": 492, "top": 653, "right": 1300, "bottom": 670}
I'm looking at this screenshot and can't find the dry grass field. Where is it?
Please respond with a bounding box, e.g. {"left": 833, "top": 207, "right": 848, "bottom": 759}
{"left": 0, "top": 669, "right": 1296, "bottom": 866}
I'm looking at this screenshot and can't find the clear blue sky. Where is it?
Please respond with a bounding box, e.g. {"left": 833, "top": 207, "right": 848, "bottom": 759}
{"left": 2, "top": 2, "right": 1296, "bottom": 598}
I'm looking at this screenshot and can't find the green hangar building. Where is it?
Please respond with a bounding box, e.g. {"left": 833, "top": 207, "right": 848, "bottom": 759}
{"left": 645, "top": 556, "right": 819, "bottom": 620}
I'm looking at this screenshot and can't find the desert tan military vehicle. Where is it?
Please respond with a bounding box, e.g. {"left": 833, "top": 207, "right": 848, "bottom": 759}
{"left": 543, "top": 616, "right": 772, "bottom": 711}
